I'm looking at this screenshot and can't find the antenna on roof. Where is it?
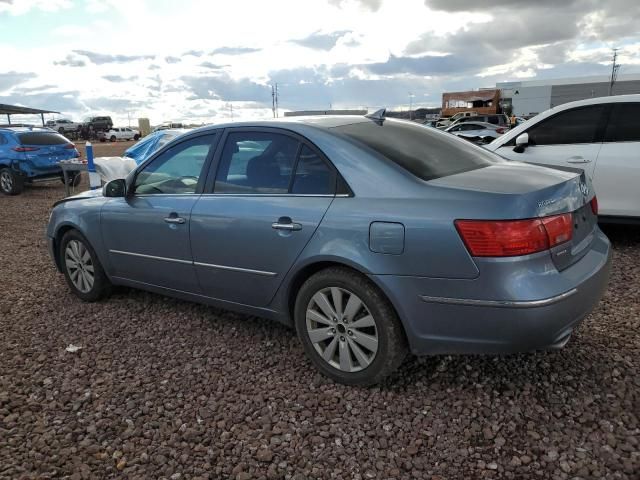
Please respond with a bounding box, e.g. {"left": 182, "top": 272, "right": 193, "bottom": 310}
{"left": 365, "top": 108, "right": 386, "bottom": 124}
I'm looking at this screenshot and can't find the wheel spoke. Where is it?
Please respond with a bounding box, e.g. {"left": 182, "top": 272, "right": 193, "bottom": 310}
{"left": 339, "top": 340, "right": 353, "bottom": 371}
{"left": 347, "top": 337, "right": 372, "bottom": 368}
{"left": 65, "top": 258, "right": 78, "bottom": 269}
{"left": 306, "top": 309, "right": 333, "bottom": 326}
{"left": 84, "top": 263, "right": 94, "bottom": 273}
{"left": 343, "top": 295, "right": 362, "bottom": 322}
{"left": 308, "top": 327, "right": 334, "bottom": 344}
{"left": 330, "top": 287, "right": 343, "bottom": 316}
{"left": 81, "top": 250, "right": 90, "bottom": 264}
{"left": 350, "top": 315, "right": 375, "bottom": 329}
{"left": 322, "top": 337, "right": 338, "bottom": 362}
{"left": 312, "top": 292, "right": 337, "bottom": 320}
{"left": 351, "top": 332, "right": 379, "bottom": 352}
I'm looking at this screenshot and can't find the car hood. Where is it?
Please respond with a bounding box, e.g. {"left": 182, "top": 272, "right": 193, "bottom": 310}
{"left": 53, "top": 188, "right": 103, "bottom": 207}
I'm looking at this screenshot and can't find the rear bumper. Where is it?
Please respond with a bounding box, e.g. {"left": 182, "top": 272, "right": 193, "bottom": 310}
{"left": 370, "top": 228, "right": 611, "bottom": 355}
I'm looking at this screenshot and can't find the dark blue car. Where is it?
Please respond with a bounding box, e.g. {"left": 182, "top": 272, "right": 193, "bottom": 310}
{"left": 0, "top": 127, "right": 80, "bottom": 195}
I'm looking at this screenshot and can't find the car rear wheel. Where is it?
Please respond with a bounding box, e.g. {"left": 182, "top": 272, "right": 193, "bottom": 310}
{"left": 295, "top": 267, "right": 407, "bottom": 385}
{"left": 0, "top": 168, "right": 24, "bottom": 195}
{"left": 60, "top": 230, "right": 112, "bottom": 302}
{"left": 110, "top": 135, "right": 117, "bottom": 142}
{"left": 60, "top": 172, "right": 82, "bottom": 187}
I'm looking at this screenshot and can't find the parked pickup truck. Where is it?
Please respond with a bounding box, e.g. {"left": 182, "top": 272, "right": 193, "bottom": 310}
{"left": 100, "top": 127, "right": 141, "bottom": 142}
{"left": 45, "top": 119, "right": 81, "bottom": 134}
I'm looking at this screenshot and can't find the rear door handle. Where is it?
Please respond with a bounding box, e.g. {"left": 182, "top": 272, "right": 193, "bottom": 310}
{"left": 566, "top": 156, "right": 591, "bottom": 164}
{"left": 164, "top": 216, "right": 186, "bottom": 224}
{"left": 272, "top": 216, "right": 302, "bottom": 231}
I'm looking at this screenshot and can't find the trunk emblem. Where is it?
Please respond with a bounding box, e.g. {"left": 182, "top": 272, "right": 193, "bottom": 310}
{"left": 579, "top": 181, "right": 589, "bottom": 196}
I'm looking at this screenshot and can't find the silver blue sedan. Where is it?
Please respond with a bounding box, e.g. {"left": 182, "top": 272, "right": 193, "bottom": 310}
{"left": 46, "top": 114, "right": 611, "bottom": 385}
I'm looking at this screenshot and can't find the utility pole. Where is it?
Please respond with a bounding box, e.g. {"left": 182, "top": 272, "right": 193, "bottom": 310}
{"left": 609, "top": 48, "right": 620, "bottom": 96}
{"left": 275, "top": 83, "right": 279, "bottom": 118}
{"left": 408, "top": 92, "right": 415, "bottom": 120}
{"left": 271, "top": 85, "right": 276, "bottom": 118}
{"left": 229, "top": 103, "right": 234, "bottom": 121}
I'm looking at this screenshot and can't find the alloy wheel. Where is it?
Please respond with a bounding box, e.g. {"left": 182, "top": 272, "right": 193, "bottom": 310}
{"left": 0, "top": 171, "right": 13, "bottom": 192}
{"left": 305, "top": 287, "right": 379, "bottom": 373}
{"left": 64, "top": 240, "right": 95, "bottom": 293}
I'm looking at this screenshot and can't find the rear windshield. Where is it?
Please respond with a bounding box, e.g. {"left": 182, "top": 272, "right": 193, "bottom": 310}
{"left": 18, "top": 132, "right": 69, "bottom": 145}
{"left": 332, "top": 119, "right": 500, "bottom": 180}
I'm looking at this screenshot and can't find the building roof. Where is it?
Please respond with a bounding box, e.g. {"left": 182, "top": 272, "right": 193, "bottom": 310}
{"left": 497, "top": 72, "right": 640, "bottom": 89}
{"left": 0, "top": 104, "right": 60, "bottom": 115}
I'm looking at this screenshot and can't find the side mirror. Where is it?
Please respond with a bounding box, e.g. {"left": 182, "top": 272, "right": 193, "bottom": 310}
{"left": 103, "top": 178, "right": 127, "bottom": 197}
{"left": 513, "top": 132, "right": 529, "bottom": 153}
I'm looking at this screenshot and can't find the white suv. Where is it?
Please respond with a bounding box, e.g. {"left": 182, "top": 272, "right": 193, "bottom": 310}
{"left": 486, "top": 95, "right": 640, "bottom": 221}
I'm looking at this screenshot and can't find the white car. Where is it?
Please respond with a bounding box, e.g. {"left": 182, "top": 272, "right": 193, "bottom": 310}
{"left": 445, "top": 121, "right": 506, "bottom": 139}
{"left": 435, "top": 111, "right": 478, "bottom": 129}
{"left": 45, "top": 119, "right": 81, "bottom": 134}
{"left": 104, "top": 127, "right": 140, "bottom": 142}
{"left": 487, "top": 95, "right": 640, "bottom": 221}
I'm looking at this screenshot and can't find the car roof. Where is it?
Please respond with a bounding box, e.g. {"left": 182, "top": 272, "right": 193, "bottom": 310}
{"left": 489, "top": 94, "right": 640, "bottom": 149}
{"left": 0, "top": 126, "right": 56, "bottom": 133}
{"left": 186, "top": 115, "right": 372, "bottom": 135}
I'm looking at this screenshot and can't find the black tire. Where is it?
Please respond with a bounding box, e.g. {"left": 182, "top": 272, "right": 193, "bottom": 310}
{"left": 58, "top": 127, "right": 65, "bottom": 134}
{"left": 133, "top": 134, "right": 140, "bottom": 141}
{"left": 294, "top": 267, "right": 407, "bottom": 386}
{"left": 0, "top": 168, "right": 24, "bottom": 195}
{"left": 110, "top": 135, "right": 117, "bottom": 143}
{"left": 59, "top": 230, "right": 112, "bottom": 302}
{"left": 61, "top": 172, "right": 81, "bottom": 187}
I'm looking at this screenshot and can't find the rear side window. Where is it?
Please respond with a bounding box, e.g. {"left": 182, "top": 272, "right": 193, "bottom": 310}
{"left": 333, "top": 119, "right": 499, "bottom": 181}
{"left": 18, "top": 132, "right": 68, "bottom": 145}
{"left": 291, "top": 145, "right": 335, "bottom": 194}
{"left": 527, "top": 105, "right": 605, "bottom": 145}
{"left": 604, "top": 103, "right": 640, "bottom": 142}
{"left": 214, "top": 132, "right": 299, "bottom": 193}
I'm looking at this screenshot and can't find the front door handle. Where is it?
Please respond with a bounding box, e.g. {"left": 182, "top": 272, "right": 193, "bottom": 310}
{"left": 566, "top": 156, "right": 592, "bottom": 164}
{"left": 272, "top": 216, "right": 302, "bottom": 231}
{"left": 164, "top": 216, "right": 186, "bottom": 224}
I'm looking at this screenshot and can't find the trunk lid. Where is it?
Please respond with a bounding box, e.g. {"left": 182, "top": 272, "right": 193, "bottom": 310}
{"left": 429, "top": 162, "right": 597, "bottom": 270}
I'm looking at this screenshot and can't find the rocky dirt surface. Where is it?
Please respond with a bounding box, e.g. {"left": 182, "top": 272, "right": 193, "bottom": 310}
{"left": 0, "top": 183, "right": 638, "bottom": 480}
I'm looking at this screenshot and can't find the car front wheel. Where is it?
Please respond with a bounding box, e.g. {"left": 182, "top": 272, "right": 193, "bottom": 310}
{"left": 60, "top": 230, "right": 112, "bottom": 301}
{"left": 295, "top": 267, "right": 407, "bottom": 385}
{"left": 0, "top": 168, "right": 24, "bottom": 195}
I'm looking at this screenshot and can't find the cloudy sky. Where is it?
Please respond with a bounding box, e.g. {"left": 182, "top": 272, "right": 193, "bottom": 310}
{"left": 1, "top": 0, "right": 639, "bottom": 125}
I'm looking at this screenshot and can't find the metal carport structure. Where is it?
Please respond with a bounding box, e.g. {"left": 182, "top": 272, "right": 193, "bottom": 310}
{"left": 0, "top": 104, "right": 60, "bottom": 126}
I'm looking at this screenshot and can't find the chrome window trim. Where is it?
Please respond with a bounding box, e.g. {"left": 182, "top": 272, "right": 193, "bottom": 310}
{"left": 420, "top": 288, "right": 577, "bottom": 309}
{"left": 109, "top": 249, "right": 277, "bottom": 276}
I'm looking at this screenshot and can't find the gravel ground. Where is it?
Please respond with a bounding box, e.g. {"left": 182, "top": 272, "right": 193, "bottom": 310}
{"left": 0, "top": 182, "right": 638, "bottom": 480}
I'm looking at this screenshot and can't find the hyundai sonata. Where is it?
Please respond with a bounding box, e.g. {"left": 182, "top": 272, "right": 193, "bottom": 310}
{"left": 47, "top": 113, "right": 611, "bottom": 385}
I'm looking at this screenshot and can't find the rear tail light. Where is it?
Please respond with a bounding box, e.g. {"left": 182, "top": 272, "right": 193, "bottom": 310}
{"left": 455, "top": 213, "right": 573, "bottom": 257}
{"left": 590, "top": 196, "right": 598, "bottom": 215}
{"left": 495, "top": 127, "right": 506, "bottom": 134}
{"left": 64, "top": 143, "right": 76, "bottom": 149}
{"left": 12, "top": 146, "right": 40, "bottom": 152}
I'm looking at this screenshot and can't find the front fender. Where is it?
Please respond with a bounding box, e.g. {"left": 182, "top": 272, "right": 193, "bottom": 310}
{"left": 48, "top": 196, "right": 111, "bottom": 277}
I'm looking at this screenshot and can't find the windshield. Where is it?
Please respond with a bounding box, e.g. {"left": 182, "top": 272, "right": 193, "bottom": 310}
{"left": 332, "top": 119, "right": 501, "bottom": 181}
